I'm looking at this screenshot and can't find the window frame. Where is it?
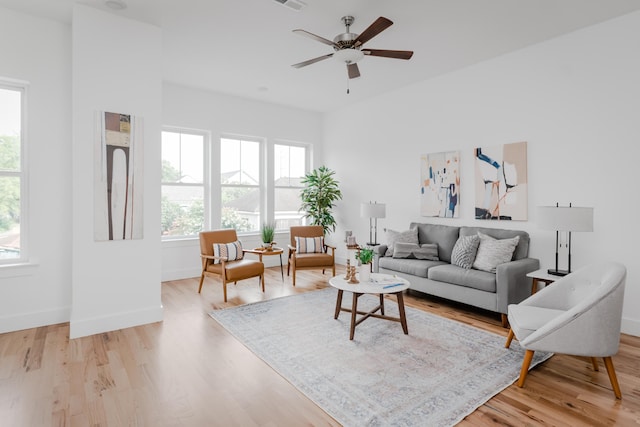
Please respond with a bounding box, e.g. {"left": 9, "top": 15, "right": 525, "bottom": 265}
{"left": 0, "top": 79, "right": 28, "bottom": 265}
{"left": 272, "top": 140, "right": 311, "bottom": 231}
{"left": 219, "top": 135, "right": 264, "bottom": 235}
{"left": 160, "top": 126, "right": 210, "bottom": 240}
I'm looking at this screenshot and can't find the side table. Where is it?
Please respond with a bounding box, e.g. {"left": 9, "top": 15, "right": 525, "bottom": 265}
{"left": 526, "top": 268, "right": 558, "bottom": 295}
{"left": 245, "top": 247, "right": 284, "bottom": 280}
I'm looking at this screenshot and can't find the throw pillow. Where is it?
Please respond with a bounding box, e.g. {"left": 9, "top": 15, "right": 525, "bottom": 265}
{"left": 451, "top": 235, "right": 480, "bottom": 269}
{"left": 472, "top": 232, "right": 520, "bottom": 273}
{"left": 393, "top": 242, "right": 420, "bottom": 259}
{"left": 212, "top": 240, "right": 243, "bottom": 264}
{"left": 384, "top": 228, "right": 419, "bottom": 257}
{"left": 295, "top": 236, "right": 324, "bottom": 253}
{"left": 414, "top": 243, "right": 439, "bottom": 261}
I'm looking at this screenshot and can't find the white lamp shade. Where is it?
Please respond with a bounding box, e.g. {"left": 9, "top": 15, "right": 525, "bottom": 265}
{"left": 537, "top": 206, "right": 593, "bottom": 232}
{"left": 361, "top": 202, "right": 386, "bottom": 219}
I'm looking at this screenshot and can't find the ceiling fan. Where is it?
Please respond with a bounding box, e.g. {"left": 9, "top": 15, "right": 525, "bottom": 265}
{"left": 291, "top": 16, "right": 414, "bottom": 80}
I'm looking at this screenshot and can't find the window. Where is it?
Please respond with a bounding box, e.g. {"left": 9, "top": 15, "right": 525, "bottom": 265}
{"left": 274, "top": 143, "right": 308, "bottom": 230}
{"left": 160, "top": 131, "right": 311, "bottom": 240}
{"left": 0, "top": 82, "right": 25, "bottom": 263}
{"left": 220, "top": 137, "right": 261, "bottom": 233}
{"left": 161, "top": 129, "right": 207, "bottom": 238}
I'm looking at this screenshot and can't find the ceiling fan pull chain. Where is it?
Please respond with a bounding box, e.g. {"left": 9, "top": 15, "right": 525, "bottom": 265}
{"left": 346, "top": 76, "right": 350, "bottom": 94}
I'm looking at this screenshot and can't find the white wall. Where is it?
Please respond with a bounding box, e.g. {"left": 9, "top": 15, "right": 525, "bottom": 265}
{"left": 0, "top": 8, "right": 72, "bottom": 333}
{"left": 70, "top": 6, "right": 163, "bottom": 338}
{"left": 161, "top": 83, "right": 323, "bottom": 281}
{"left": 323, "top": 11, "right": 640, "bottom": 336}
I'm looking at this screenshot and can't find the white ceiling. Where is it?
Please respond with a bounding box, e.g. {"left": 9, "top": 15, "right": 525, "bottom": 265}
{"left": 2, "top": 0, "right": 640, "bottom": 112}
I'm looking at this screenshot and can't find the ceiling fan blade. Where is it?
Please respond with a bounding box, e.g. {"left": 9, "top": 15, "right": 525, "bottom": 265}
{"left": 347, "top": 63, "right": 360, "bottom": 79}
{"left": 353, "top": 17, "right": 393, "bottom": 47}
{"left": 291, "top": 53, "right": 334, "bottom": 68}
{"left": 363, "top": 49, "right": 414, "bottom": 60}
{"left": 292, "top": 29, "right": 340, "bottom": 48}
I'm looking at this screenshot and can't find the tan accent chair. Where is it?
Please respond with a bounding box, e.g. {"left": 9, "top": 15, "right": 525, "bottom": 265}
{"left": 198, "top": 229, "right": 265, "bottom": 302}
{"left": 287, "top": 225, "right": 336, "bottom": 286}
{"left": 505, "top": 261, "right": 626, "bottom": 399}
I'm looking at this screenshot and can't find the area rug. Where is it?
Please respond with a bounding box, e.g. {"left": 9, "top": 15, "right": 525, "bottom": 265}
{"left": 209, "top": 288, "right": 552, "bottom": 427}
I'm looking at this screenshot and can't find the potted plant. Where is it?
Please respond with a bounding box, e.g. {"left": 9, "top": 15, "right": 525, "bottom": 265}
{"left": 357, "top": 247, "right": 375, "bottom": 282}
{"left": 300, "top": 166, "right": 343, "bottom": 235}
{"left": 261, "top": 222, "right": 275, "bottom": 251}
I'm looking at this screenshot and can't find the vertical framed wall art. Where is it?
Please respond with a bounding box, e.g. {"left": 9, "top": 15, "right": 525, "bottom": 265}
{"left": 94, "top": 111, "right": 144, "bottom": 241}
{"left": 420, "top": 150, "right": 460, "bottom": 218}
{"left": 474, "top": 141, "right": 528, "bottom": 221}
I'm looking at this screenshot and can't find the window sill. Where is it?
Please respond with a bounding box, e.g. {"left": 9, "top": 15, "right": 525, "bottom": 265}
{"left": 0, "top": 262, "right": 39, "bottom": 279}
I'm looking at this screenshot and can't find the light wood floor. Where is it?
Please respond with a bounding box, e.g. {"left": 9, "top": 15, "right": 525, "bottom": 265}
{"left": 1, "top": 266, "right": 639, "bottom": 426}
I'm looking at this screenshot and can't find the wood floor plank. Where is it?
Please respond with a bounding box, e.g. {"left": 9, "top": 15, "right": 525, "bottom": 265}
{"left": 0, "top": 265, "right": 638, "bottom": 425}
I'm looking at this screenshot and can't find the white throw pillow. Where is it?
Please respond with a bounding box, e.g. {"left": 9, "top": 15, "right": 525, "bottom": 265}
{"left": 472, "top": 232, "right": 520, "bottom": 273}
{"left": 295, "top": 236, "right": 324, "bottom": 253}
{"left": 213, "top": 240, "right": 243, "bottom": 264}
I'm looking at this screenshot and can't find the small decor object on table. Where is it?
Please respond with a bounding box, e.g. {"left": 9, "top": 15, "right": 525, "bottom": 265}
{"left": 344, "top": 259, "right": 351, "bottom": 280}
{"left": 261, "top": 222, "right": 276, "bottom": 251}
{"left": 358, "top": 247, "right": 375, "bottom": 282}
{"left": 348, "top": 266, "right": 359, "bottom": 284}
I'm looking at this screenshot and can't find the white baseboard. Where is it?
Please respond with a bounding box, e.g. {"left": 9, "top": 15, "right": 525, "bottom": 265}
{"left": 162, "top": 267, "right": 201, "bottom": 282}
{"left": 69, "top": 304, "right": 164, "bottom": 339}
{"left": 622, "top": 317, "right": 640, "bottom": 337}
{"left": 0, "top": 306, "right": 71, "bottom": 334}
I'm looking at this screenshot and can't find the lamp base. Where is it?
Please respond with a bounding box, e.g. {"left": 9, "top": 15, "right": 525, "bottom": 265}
{"left": 365, "top": 242, "right": 380, "bottom": 247}
{"left": 547, "top": 268, "right": 570, "bottom": 277}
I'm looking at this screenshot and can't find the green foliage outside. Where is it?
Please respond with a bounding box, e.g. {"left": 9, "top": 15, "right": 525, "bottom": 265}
{"left": 0, "top": 135, "right": 20, "bottom": 233}
{"left": 300, "top": 166, "right": 342, "bottom": 235}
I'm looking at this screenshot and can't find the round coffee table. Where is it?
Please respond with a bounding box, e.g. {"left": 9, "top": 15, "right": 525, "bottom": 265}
{"left": 329, "top": 273, "right": 410, "bottom": 340}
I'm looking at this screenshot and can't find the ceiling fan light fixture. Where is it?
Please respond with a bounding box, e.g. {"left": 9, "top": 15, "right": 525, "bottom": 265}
{"left": 333, "top": 48, "right": 364, "bottom": 64}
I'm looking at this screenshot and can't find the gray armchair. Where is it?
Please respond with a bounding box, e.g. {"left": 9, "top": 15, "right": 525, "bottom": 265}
{"left": 505, "top": 261, "right": 626, "bottom": 399}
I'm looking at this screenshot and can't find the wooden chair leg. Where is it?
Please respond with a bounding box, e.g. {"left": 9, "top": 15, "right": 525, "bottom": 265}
{"left": 260, "top": 273, "right": 265, "bottom": 293}
{"left": 603, "top": 356, "right": 622, "bottom": 399}
{"left": 223, "top": 281, "right": 228, "bottom": 302}
{"left": 198, "top": 273, "right": 205, "bottom": 293}
{"left": 332, "top": 264, "right": 336, "bottom": 277}
{"left": 501, "top": 313, "right": 509, "bottom": 328}
{"left": 292, "top": 264, "right": 296, "bottom": 286}
{"left": 517, "top": 350, "right": 535, "bottom": 387}
{"left": 505, "top": 329, "right": 515, "bottom": 348}
{"left": 591, "top": 357, "right": 599, "bottom": 371}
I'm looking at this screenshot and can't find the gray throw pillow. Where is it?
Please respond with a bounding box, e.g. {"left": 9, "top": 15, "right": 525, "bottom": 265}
{"left": 384, "top": 228, "right": 419, "bottom": 257}
{"left": 451, "top": 235, "right": 480, "bottom": 269}
{"left": 393, "top": 242, "right": 419, "bottom": 259}
{"left": 414, "top": 243, "right": 439, "bottom": 261}
{"left": 472, "top": 232, "right": 520, "bottom": 273}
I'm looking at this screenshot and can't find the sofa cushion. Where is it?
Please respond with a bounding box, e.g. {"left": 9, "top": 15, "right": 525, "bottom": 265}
{"left": 428, "top": 264, "right": 497, "bottom": 293}
{"left": 379, "top": 257, "right": 445, "bottom": 278}
{"left": 410, "top": 223, "right": 460, "bottom": 263}
{"left": 451, "top": 235, "right": 480, "bottom": 269}
{"left": 392, "top": 242, "right": 439, "bottom": 261}
{"left": 472, "top": 233, "right": 520, "bottom": 273}
{"left": 384, "top": 228, "right": 419, "bottom": 257}
{"left": 459, "top": 226, "right": 530, "bottom": 260}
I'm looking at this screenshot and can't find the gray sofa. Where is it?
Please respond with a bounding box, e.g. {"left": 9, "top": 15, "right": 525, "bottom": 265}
{"left": 377, "top": 222, "right": 539, "bottom": 326}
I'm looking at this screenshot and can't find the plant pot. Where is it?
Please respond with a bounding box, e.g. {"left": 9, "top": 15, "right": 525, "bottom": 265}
{"left": 263, "top": 242, "right": 274, "bottom": 251}
{"left": 359, "top": 264, "right": 371, "bottom": 282}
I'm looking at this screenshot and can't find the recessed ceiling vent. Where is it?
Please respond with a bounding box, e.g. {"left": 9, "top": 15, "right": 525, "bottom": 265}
{"left": 274, "top": 0, "right": 307, "bottom": 12}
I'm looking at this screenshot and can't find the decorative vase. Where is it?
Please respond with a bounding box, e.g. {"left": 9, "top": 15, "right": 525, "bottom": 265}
{"left": 359, "top": 264, "right": 371, "bottom": 282}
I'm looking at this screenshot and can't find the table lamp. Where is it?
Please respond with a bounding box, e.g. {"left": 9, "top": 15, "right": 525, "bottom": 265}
{"left": 361, "top": 202, "right": 386, "bottom": 246}
{"left": 537, "top": 203, "right": 593, "bottom": 276}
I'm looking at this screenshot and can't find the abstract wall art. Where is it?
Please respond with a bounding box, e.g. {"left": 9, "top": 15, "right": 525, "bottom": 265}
{"left": 94, "top": 111, "right": 144, "bottom": 241}
{"left": 474, "top": 141, "right": 528, "bottom": 221}
{"left": 420, "top": 150, "right": 460, "bottom": 218}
